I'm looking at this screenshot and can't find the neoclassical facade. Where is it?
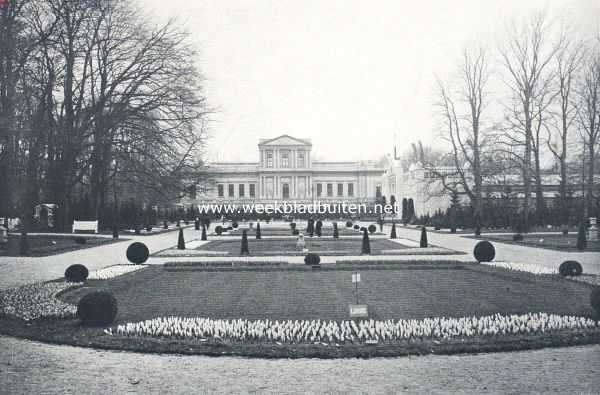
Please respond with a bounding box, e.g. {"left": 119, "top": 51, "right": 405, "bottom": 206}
{"left": 190, "top": 135, "right": 384, "bottom": 204}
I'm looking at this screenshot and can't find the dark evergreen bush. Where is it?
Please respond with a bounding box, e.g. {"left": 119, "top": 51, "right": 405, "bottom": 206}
{"left": 368, "top": 224, "right": 376, "bottom": 234}
{"left": 591, "top": 287, "right": 600, "bottom": 315}
{"left": 474, "top": 241, "right": 495, "bottom": 262}
{"left": 353, "top": 224, "right": 360, "bottom": 230}
{"left": 360, "top": 227, "right": 367, "bottom": 232}
{"left": 227, "top": 226, "right": 234, "bottom": 231}
{"left": 256, "top": 223, "right": 262, "bottom": 239}
{"left": 293, "top": 229, "right": 300, "bottom": 235}
{"left": 177, "top": 228, "right": 185, "bottom": 250}
{"left": 333, "top": 223, "right": 339, "bottom": 239}
{"left": 304, "top": 253, "right": 320, "bottom": 266}
{"left": 19, "top": 231, "right": 29, "bottom": 256}
{"left": 74, "top": 237, "right": 87, "bottom": 245}
{"left": 512, "top": 233, "right": 524, "bottom": 242}
{"left": 163, "top": 221, "right": 169, "bottom": 230}
{"left": 65, "top": 264, "right": 89, "bottom": 282}
{"left": 112, "top": 227, "right": 119, "bottom": 239}
{"left": 77, "top": 291, "right": 118, "bottom": 326}
{"left": 145, "top": 225, "right": 152, "bottom": 232}
{"left": 346, "top": 221, "right": 353, "bottom": 228}
{"left": 559, "top": 260, "right": 583, "bottom": 277}
{"left": 361, "top": 229, "right": 371, "bottom": 254}
{"left": 315, "top": 221, "right": 322, "bottom": 237}
{"left": 390, "top": 223, "right": 397, "bottom": 239}
{"left": 232, "top": 221, "right": 239, "bottom": 229}
{"left": 201, "top": 224, "right": 207, "bottom": 241}
{"left": 420, "top": 227, "right": 428, "bottom": 248}
{"left": 240, "top": 230, "right": 249, "bottom": 255}
{"left": 126, "top": 242, "right": 149, "bottom": 264}
{"left": 195, "top": 219, "right": 200, "bottom": 231}
{"left": 290, "top": 222, "right": 296, "bottom": 229}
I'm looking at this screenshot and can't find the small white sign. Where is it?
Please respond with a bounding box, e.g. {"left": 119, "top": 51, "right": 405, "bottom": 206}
{"left": 349, "top": 304, "right": 368, "bottom": 318}
{"left": 352, "top": 273, "right": 361, "bottom": 283}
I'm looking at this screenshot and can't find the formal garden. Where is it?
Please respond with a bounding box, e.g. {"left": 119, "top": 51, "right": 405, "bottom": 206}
{"left": 1, "top": 218, "right": 599, "bottom": 358}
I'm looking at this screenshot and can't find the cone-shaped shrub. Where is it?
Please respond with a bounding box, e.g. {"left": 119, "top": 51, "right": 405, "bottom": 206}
{"left": 19, "top": 231, "right": 29, "bottom": 256}
{"left": 163, "top": 220, "right": 168, "bottom": 230}
{"left": 475, "top": 226, "right": 481, "bottom": 236}
{"left": 304, "top": 253, "right": 320, "bottom": 265}
{"left": 361, "top": 229, "right": 371, "bottom": 254}
{"left": 112, "top": 227, "right": 119, "bottom": 239}
{"left": 65, "top": 264, "right": 89, "bottom": 282}
{"left": 195, "top": 219, "right": 200, "bottom": 231}
{"left": 176, "top": 220, "right": 180, "bottom": 227}
{"left": 420, "top": 227, "right": 428, "bottom": 248}
{"left": 126, "top": 242, "right": 149, "bottom": 264}
{"left": 333, "top": 223, "right": 339, "bottom": 239}
{"left": 241, "top": 230, "right": 249, "bottom": 255}
{"left": 577, "top": 222, "right": 587, "bottom": 251}
{"left": 307, "top": 219, "right": 315, "bottom": 235}
{"left": 256, "top": 223, "right": 262, "bottom": 239}
{"left": 201, "top": 224, "right": 207, "bottom": 241}
{"left": 315, "top": 221, "right": 322, "bottom": 237}
{"left": 77, "top": 291, "right": 118, "bottom": 326}
{"left": 390, "top": 223, "right": 397, "bottom": 239}
{"left": 177, "top": 228, "right": 185, "bottom": 250}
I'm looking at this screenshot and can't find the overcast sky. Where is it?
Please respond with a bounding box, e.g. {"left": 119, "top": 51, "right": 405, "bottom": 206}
{"left": 140, "top": 0, "right": 599, "bottom": 163}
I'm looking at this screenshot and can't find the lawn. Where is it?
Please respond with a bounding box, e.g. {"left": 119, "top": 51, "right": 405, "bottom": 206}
{"left": 194, "top": 237, "right": 405, "bottom": 256}
{"left": 475, "top": 234, "right": 600, "bottom": 252}
{"left": 59, "top": 264, "right": 597, "bottom": 323}
{"left": 0, "top": 234, "right": 124, "bottom": 257}
{"left": 213, "top": 226, "right": 366, "bottom": 237}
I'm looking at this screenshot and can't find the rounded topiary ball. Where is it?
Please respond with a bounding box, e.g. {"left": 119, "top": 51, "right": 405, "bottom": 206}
{"left": 559, "top": 260, "right": 583, "bottom": 277}
{"left": 126, "top": 242, "right": 149, "bottom": 264}
{"left": 474, "top": 241, "right": 495, "bottom": 262}
{"left": 368, "top": 224, "right": 376, "bottom": 234}
{"left": 232, "top": 221, "right": 239, "bottom": 228}
{"left": 76, "top": 290, "right": 118, "bottom": 326}
{"left": 591, "top": 288, "right": 600, "bottom": 315}
{"left": 346, "top": 221, "right": 353, "bottom": 228}
{"left": 353, "top": 224, "right": 360, "bottom": 230}
{"left": 293, "top": 229, "right": 300, "bottom": 235}
{"left": 215, "top": 225, "right": 223, "bottom": 235}
{"left": 65, "top": 264, "right": 89, "bottom": 282}
{"left": 304, "top": 253, "right": 321, "bottom": 266}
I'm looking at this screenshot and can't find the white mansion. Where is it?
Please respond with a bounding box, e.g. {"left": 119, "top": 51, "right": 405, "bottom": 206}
{"left": 188, "top": 135, "right": 385, "bottom": 204}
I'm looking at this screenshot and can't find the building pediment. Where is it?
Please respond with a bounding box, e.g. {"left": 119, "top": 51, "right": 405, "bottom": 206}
{"left": 258, "top": 135, "right": 312, "bottom": 147}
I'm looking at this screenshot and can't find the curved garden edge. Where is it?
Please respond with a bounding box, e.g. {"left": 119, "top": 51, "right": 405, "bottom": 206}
{"left": 1, "top": 317, "right": 600, "bottom": 359}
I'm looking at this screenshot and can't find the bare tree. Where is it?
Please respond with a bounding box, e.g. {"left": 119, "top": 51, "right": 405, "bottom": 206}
{"left": 418, "top": 46, "right": 492, "bottom": 228}
{"left": 498, "top": 11, "right": 560, "bottom": 231}
{"left": 577, "top": 39, "right": 600, "bottom": 218}
{"left": 547, "top": 30, "right": 585, "bottom": 224}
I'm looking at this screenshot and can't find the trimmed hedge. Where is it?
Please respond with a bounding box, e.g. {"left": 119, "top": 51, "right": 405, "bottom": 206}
{"left": 65, "top": 264, "right": 89, "bottom": 282}
{"left": 304, "top": 253, "right": 321, "bottom": 266}
{"left": 126, "top": 242, "right": 150, "bottom": 264}
{"left": 512, "top": 233, "right": 524, "bottom": 242}
{"left": 74, "top": 237, "right": 87, "bottom": 245}
{"left": 559, "top": 261, "right": 583, "bottom": 277}
{"left": 76, "top": 290, "right": 118, "bottom": 326}
{"left": 474, "top": 241, "right": 495, "bottom": 262}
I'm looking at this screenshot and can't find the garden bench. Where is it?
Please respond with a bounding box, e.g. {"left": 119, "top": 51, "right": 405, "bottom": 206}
{"left": 72, "top": 220, "right": 99, "bottom": 234}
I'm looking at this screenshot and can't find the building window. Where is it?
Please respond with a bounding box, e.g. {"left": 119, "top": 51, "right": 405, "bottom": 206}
{"left": 217, "top": 184, "right": 224, "bottom": 197}
{"left": 282, "top": 183, "right": 290, "bottom": 199}
{"left": 239, "top": 184, "right": 245, "bottom": 197}
{"left": 297, "top": 151, "right": 305, "bottom": 168}
{"left": 337, "top": 183, "right": 343, "bottom": 197}
{"left": 347, "top": 183, "right": 354, "bottom": 197}
{"left": 266, "top": 151, "right": 273, "bottom": 168}
{"left": 327, "top": 183, "right": 333, "bottom": 197}
{"left": 317, "top": 183, "right": 323, "bottom": 197}
{"left": 228, "top": 184, "right": 234, "bottom": 197}
{"left": 281, "top": 151, "right": 290, "bottom": 168}
{"left": 249, "top": 184, "right": 255, "bottom": 198}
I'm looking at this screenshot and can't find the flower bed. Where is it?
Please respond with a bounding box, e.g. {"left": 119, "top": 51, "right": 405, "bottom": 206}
{"left": 110, "top": 313, "right": 598, "bottom": 344}
{"left": 0, "top": 282, "right": 79, "bottom": 321}
{"left": 482, "top": 261, "right": 558, "bottom": 275}
{"left": 88, "top": 265, "right": 147, "bottom": 280}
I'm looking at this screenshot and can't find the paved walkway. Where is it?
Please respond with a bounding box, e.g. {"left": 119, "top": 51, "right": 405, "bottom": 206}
{"left": 1, "top": 335, "right": 599, "bottom": 394}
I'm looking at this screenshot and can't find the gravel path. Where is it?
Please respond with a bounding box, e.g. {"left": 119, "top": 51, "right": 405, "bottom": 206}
{"left": 1, "top": 336, "right": 599, "bottom": 394}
